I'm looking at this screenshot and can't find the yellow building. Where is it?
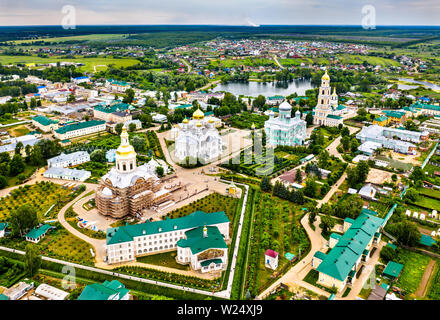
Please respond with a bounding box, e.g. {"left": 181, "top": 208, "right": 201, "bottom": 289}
{"left": 373, "top": 116, "right": 390, "bottom": 127}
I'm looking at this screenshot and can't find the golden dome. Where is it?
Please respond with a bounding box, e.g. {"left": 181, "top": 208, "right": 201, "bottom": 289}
{"left": 322, "top": 70, "right": 330, "bottom": 81}
{"left": 208, "top": 116, "right": 215, "bottom": 123}
{"left": 196, "top": 121, "right": 202, "bottom": 127}
{"left": 332, "top": 87, "right": 337, "bottom": 96}
{"left": 250, "top": 122, "right": 256, "bottom": 130}
{"left": 182, "top": 117, "right": 189, "bottom": 124}
{"left": 193, "top": 108, "right": 205, "bottom": 120}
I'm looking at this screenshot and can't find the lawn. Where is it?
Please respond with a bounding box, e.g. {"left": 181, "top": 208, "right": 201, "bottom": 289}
{"left": 0, "top": 54, "right": 141, "bottom": 73}
{"left": 136, "top": 251, "right": 189, "bottom": 271}
{"left": 427, "top": 262, "right": 440, "bottom": 300}
{"left": 6, "top": 124, "right": 30, "bottom": 137}
{"left": 394, "top": 249, "right": 430, "bottom": 296}
{"left": 0, "top": 181, "right": 72, "bottom": 221}
{"left": 166, "top": 192, "right": 239, "bottom": 223}
{"left": 244, "top": 191, "right": 310, "bottom": 296}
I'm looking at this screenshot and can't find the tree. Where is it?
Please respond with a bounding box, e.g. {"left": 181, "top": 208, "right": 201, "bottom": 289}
{"left": 36, "top": 139, "right": 61, "bottom": 159}
{"left": 115, "top": 123, "right": 124, "bottom": 135}
{"left": 303, "top": 178, "right": 318, "bottom": 198}
{"left": 14, "top": 141, "right": 24, "bottom": 155}
{"left": 28, "top": 145, "right": 44, "bottom": 167}
{"left": 410, "top": 166, "right": 425, "bottom": 183}
{"left": 0, "top": 175, "right": 7, "bottom": 189}
{"left": 334, "top": 194, "right": 363, "bottom": 219}
{"left": 9, "top": 154, "right": 25, "bottom": 176}
{"left": 123, "top": 88, "right": 135, "bottom": 104}
{"left": 341, "top": 126, "right": 350, "bottom": 137}
{"left": 8, "top": 204, "right": 39, "bottom": 237}
{"left": 156, "top": 166, "right": 164, "bottom": 177}
{"left": 350, "top": 138, "right": 360, "bottom": 153}
{"left": 305, "top": 112, "right": 314, "bottom": 126}
{"left": 131, "top": 136, "right": 146, "bottom": 153}
{"left": 260, "top": 176, "right": 272, "bottom": 192}
{"left": 386, "top": 220, "right": 420, "bottom": 247}
{"left": 405, "top": 188, "right": 419, "bottom": 202}
{"left": 295, "top": 169, "right": 302, "bottom": 183}
{"left": 380, "top": 246, "right": 397, "bottom": 263}
{"left": 24, "top": 244, "right": 41, "bottom": 277}
{"left": 90, "top": 149, "right": 106, "bottom": 163}
{"left": 128, "top": 122, "right": 137, "bottom": 132}
{"left": 341, "top": 136, "right": 351, "bottom": 151}
{"left": 320, "top": 215, "right": 336, "bottom": 235}
{"left": 252, "top": 95, "right": 266, "bottom": 111}
{"left": 308, "top": 211, "right": 317, "bottom": 226}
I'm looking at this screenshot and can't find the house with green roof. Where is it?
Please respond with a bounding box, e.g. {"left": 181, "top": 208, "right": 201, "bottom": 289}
{"left": 266, "top": 95, "right": 284, "bottom": 105}
{"left": 312, "top": 210, "right": 383, "bottom": 292}
{"left": 105, "top": 211, "right": 230, "bottom": 271}
{"left": 177, "top": 225, "right": 228, "bottom": 273}
{"left": 54, "top": 120, "right": 106, "bottom": 140}
{"left": 411, "top": 102, "right": 440, "bottom": 116}
{"left": 78, "top": 280, "right": 130, "bottom": 300}
{"left": 0, "top": 222, "right": 7, "bottom": 238}
{"left": 32, "top": 115, "right": 59, "bottom": 132}
{"left": 25, "top": 224, "right": 52, "bottom": 243}
{"left": 382, "top": 110, "right": 406, "bottom": 124}
{"left": 0, "top": 293, "right": 9, "bottom": 300}
{"left": 382, "top": 261, "right": 403, "bottom": 279}
{"left": 106, "top": 79, "right": 131, "bottom": 93}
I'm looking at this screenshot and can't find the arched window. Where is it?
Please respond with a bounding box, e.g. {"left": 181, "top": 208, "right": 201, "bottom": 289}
{"left": 130, "top": 163, "right": 133, "bottom": 170}
{"left": 123, "top": 164, "right": 126, "bottom": 171}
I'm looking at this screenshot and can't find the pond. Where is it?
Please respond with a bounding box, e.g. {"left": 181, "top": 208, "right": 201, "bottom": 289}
{"left": 212, "top": 78, "right": 315, "bottom": 97}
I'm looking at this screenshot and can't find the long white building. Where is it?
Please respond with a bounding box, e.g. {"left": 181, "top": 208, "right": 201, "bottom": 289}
{"left": 106, "top": 210, "right": 230, "bottom": 273}
{"left": 47, "top": 151, "right": 90, "bottom": 168}
{"left": 54, "top": 120, "right": 106, "bottom": 140}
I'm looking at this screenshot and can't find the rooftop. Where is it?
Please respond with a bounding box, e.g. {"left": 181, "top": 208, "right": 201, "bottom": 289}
{"left": 55, "top": 120, "right": 105, "bottom": 134}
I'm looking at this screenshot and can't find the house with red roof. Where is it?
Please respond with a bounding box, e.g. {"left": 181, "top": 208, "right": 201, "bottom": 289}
{"left": 265, "top": 249, "right": 279, "bottom": 270}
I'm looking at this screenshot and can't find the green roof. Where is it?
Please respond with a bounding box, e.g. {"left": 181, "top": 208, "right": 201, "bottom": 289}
{"left": 328, "top": 293, "right": 335, "bottom": 300}
{"left": 108, "top": 79, "right": 129, "bottom": 86}
{"left": 317, "top": 211, "right": 384, "bottom": 282}
{"left": 55, "top": 120, "right": 105, "bottom": 134}
{"left": 314, "top": 251, "right": 327, "bottom": 260}
{"left": 382, "top": 261, "right": 403, "bottom": 278}
{"left": 386, "top": 242, "right": 397, "bottom": 250}
{"left": 336, "top": 105, "right": 346, "bottom": 110}
{"left": 267, "top": 95, "right": 284, "bottom": 100}
{"left": 382, "top": 110, "right": 405, "bottom": 118}
{"left": 94, "top": 103, "right": 132, "bottom": 114}
{"left": 293, "top": 96, "right": 309, "bottom": 102}
{"left": 420, "top": 234, "right": 436, "bottom": 247}
{"left": 200, "top": 258, "right": 223, "bottom": 267}
{"left": 25, "top": 224, "right": 51, "bottom": 240}
{"left": 0, "top": 293, "right": 9, "bottom": 300}
{"left": 106, "top": 211, "right": 229, "bottom": 245}
{"left": 0, "top": 222, "right": 7, "bottom": 231}
{"left": 327, "top": 114, "right": 342, "bottom": 120}
{"left": 177, "top": 226, "right": 227, "bottom": 254}
{"left": 78, "top": 280, "right": 129, "bottom": 300}
{"left": 204, "top": 111, "right": 214, "bottom": 116}
{"left": 361, "top": 208, "right": 378, "bottom": 216}
{"left": 330, "top": 233, "right": 342, "bottom": 240}
{"left": 411, "top": 102, "right": 440, "bottom": 112}
{"left": 174, "top": 104, "right": 192, "bottom": 110}
{"left": 380, "top": 283, "right": 390, "bottom": 291}
{"left": 32, "top": 115, "right": 58, "bottom": 126}
{"left": 374, "top": 116, "right": 389, "bottom": 122}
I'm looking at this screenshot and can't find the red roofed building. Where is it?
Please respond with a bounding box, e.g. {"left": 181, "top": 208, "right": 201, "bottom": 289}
{"left": 265, "top": 249, "right": 279, "bottom": 270}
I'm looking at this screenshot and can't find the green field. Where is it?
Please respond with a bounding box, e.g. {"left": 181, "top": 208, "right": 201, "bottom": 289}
{"left": 395, "top": 249, "right": 430, "bottom": 296}
{"left": 12, "top": 34, "right": 129, "bottom": 44}
{"left": 0, "top": 55, "right": 140, "bottom": 73}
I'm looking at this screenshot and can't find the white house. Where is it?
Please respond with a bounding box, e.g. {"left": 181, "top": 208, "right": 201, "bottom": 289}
{"left": 43, "top": 167, "right": 91, "bottom": 181}
{"left": 47, "top": 151, "right": 90, "bottom": 168}
{"left": 34, "top": 284, "right": 69, "bottom": 300}
{"left": 265, "top": 249, "right": 279, "bottom": 270}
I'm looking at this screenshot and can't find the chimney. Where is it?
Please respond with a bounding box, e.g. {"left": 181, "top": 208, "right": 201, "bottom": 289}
{"left": 203, "top": 225, "right": 208, "bottom": 238}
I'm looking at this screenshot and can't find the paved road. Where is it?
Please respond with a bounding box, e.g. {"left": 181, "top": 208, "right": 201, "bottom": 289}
{"left": 180, "top": 59, "right": 191, "bottom": 73}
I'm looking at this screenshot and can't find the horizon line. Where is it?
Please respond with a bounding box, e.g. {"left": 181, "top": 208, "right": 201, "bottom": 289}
{"left": 0, "top": 24, "right": 440, "bottom": 28}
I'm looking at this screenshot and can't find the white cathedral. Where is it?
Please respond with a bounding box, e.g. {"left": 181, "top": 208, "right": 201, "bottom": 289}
{"left": 173, "top": 109, "right": 223, "bottom": 163}
{"left": 264, "top": 101, "right": 307, "bottom": 147}
{"left": 313, "top": 70, "right": 344, "bottom": 127}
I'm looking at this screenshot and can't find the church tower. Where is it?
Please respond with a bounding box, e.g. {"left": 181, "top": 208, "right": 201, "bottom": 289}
{"left": 313, "top": 70, "right": 333, "bottom": 126}
{"left": 115, "top": 126, "right": 137, "bottom": 173}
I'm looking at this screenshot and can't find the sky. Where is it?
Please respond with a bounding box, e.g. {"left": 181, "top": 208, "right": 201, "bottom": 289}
{"left": 0, "top": 0, "right": 439, "bottom": 26}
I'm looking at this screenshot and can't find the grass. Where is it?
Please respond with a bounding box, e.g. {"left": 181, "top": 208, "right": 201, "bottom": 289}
{"left": 7, "top": 124, "right": 30, "bottom": 137}
{"left": 12, "top": 34, "right": 129, "bottom": 44}
{"left": 395, "top": 248, "right": 430, "bottom": 296}
{"left": 0, "top": 182, "right": 72, "bottom": 221}
{"left": 0, "top": 55, "right": 140, "bottom": 73}
{"left": 5, "top": 163, "right": 37, "bottom": 187}
{"left": 136, "top": 251, "right": 190, "bottom": 271}
{"left": 427, "top": 261, "right": 440, "bottom": 300}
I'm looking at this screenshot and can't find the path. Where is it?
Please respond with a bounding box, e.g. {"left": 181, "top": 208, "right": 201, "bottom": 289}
{"left": 272, "top": 55, "right": 284, "bottom": 70}
{"left": 257, "top": 213, "right": 329, "bottom": 299}
{"left": 415, "top": 258, "right": 436, "bottom": 298}
{"left": 180, "top": 58, "right": 191, "bottom": 73}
